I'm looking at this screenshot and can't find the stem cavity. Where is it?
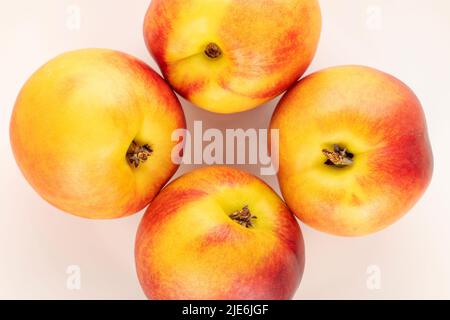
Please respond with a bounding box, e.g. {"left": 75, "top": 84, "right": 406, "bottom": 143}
{"left": 127, "top": 141, "right": 153, "bottom": 168}
{"left": 322, "top": 144, "right": 354, "bottom": 167}
{"left": 229, "top": 205, "right": 257, "bottom": 228}
{"left": 204, "top": 43, "right": 222, "bottom": 59}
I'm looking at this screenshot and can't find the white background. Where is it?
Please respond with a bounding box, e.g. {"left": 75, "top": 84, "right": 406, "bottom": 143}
{"left": 1, "top": 0, "right": 450, "bottom": 299}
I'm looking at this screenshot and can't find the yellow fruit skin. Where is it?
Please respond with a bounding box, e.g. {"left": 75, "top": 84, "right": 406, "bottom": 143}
{"left": 10, "top": 49, "right": 186, "bottom": 219}
{"left": 144, "top": 0, "right": 322, "bottom": 114}
{"left": 136, "top": 166, "right": 304, "bottom": 300}
{"left": 270, "top": 66, "right": 433, "bottom": 236}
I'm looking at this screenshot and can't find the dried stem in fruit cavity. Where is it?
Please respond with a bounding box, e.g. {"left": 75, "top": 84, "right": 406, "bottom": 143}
{"left": 127, "top": 141, "right": 153, "bottom": 168}
{"left": 204, "top": 43, "right": 222, "bottom": 59}
{"left": 322, "top": 144, "right": 354, "bottom": 167}
{"left": 229, "top": 205, "right": 257, "bottom": 228}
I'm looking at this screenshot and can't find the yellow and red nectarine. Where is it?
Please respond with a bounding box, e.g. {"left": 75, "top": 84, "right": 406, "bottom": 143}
{"left": 135, "top": 166, "right": 304, "bottom": 300}
{"left": 144, "top": 0, "right": 322, "bottom": 113}
{"left": 10, "top": 49, "right": 186, "bottom": 219}
{"left": 270, "top": 66, "right": 433, "bottom": 236}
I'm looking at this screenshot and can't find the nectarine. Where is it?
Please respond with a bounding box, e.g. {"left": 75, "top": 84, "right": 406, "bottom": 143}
{"left": 135, "top": 166, "right": 304, "bottom": 300}
{"left": 144, "top": 0, "right": 322, "bottom": 113}
{"left": 10, "top": 49, "right": 186, "bottom": 219}
{"left": 270, "top": 66, "right": 433, "bottom": 236}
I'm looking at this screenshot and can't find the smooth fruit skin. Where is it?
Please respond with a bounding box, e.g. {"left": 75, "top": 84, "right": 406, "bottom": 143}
{"left": 144, "top": 0, "right": 322, "bottom": 114}
{"left": 270, "top": 66, "right": 433, "bottom": 237}
{"left": 135, "top": 166, "right": 304, "bottom": 300}
{"left": 10, "top": 49, "right": 186, "bottom": 219}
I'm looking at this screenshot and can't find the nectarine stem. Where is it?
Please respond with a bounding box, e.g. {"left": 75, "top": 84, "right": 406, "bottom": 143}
{"left": 322, "top": 144, "right": 354, "bottom": 167}
{"left": 229, "top": 206, "right": 257, "bottom": 228}
{"left": 127, "top": 141, "right": 153, "bottom": 168}
{"left": 205, "top": 43, "right": 222, "bottom": 59}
